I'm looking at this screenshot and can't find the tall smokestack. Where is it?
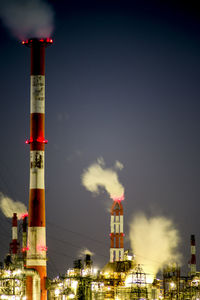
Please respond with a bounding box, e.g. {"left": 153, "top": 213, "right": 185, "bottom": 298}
{"left": 10, "top": 213, "right": 19, "bottom": 256}
{"left": 23, "top": 37, "right": 52, "bottom": 300}
{"left": 190, "top": 234, "right": 196, "bottom": 276}
{"left": 110, "top": 200, "right": 124, "bottom": 262}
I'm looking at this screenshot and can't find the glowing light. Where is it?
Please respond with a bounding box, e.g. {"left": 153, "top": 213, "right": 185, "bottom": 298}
{"left": 36, "top": 137, "right": 48, "bottom": 144}
{"left": 13, "top": 269, "right": 22, "bottom": 275}
{"left": 68, "top": 295, "right": 75, "bottom": 299}
{"left": 71, "top": 280, "right": 78, "bottom": 291}
{"left": 146, "top": 275, "right": 154, "bottom": 284}
{"left": 93, "top": 268, "right": 98, "bottom": 275}
{"left": 54, "top": 289, "right": 60, "bottom": 296}
{"left": 170, "top": 282, "right": 176, "bottom": 289}
{"left": 22, "top": 247, "right": 29, "bottom": 252}
{"left": 112, "top": 194, "right": 124, "bottom": 201}
{"left": 37, "top": 245, "right": 48, "bottom": 252}
{"left": 25, "top": 137, "right": 33, "bottom": 144}
{"left": 19, "top": 212, "right": 28, "bottom": 219}
{"left": 25, "top": 137, "right": 48, "bottom": 144}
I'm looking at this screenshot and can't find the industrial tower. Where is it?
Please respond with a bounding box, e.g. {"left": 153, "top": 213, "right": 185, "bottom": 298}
{"left": 23, "top": 38, "right": 52, "bottom": 300}
{"left": 110, "top": 199, "right": 124, "bottom": 262}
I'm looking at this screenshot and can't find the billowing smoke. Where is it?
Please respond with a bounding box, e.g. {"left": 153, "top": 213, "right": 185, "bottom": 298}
{"left": 0, "top": 0, "right": 54, "bottom": 39}
{"left": 0, "top": 193, "right": 28, "bottom": 219}
{"left": 78, "top": 248, "right": 94, "bottom": 258}
{"left": 114, "top": 160, "right": 124, "bottom": 171}
{"left": 129, "top": 213, "right": 181, "bottom": 281}
{"left": 81, "top": 157, "right": 124, "bottom": 200}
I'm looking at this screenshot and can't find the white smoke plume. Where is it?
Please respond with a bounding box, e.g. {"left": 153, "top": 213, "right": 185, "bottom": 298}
{"left": 0, "top": 193, "right": 27, "bottom": 219}
{"left": 78, "top": 248, "right": 94, "bottom": 258}
{"left": 115, "top": 160, "right": 124, "bottom": 170}
{"left": 129, "top": 213, "right": 181, "bottom": 281}
{"left": 0, "top": 0, "right": 54, "bottom": 40}
{"left": 81, "top": 158, "right": 124, "bottom": 200}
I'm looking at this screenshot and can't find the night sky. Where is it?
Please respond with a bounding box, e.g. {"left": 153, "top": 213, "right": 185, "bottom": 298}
{"left": 1, "top": 0, "right": 200, "bottom": 278}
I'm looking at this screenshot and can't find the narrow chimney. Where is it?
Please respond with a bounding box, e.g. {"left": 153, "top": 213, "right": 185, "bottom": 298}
{"left": 190, "top": 234, "right": 196, "bottom": 276}
{"left": 22, "top": 215, "right": 28, "bottom": 262}
{"left": 110, "top": 200, "right": 124, "bottom": 262}
{"left": 10, "top": 213, "right": 19, "bottom": 255}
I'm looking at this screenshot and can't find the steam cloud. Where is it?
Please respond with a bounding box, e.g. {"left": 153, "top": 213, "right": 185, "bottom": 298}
{"left": 0, "top": 0, "right": 54, "bottom": 39}
{"left": 115, "top": 160, "right": 124, "bottom": 171}
{"left": 78, "top": 248, "right": 94, "bottom": 258}
{"left": 0, "top": 193, "right": 27, "bottom": 219}
{"left": 81, "top": 157, "right": 124, "bottom": 200}
{"left": 129, "top": 213, "right": 181, "bottom": 279}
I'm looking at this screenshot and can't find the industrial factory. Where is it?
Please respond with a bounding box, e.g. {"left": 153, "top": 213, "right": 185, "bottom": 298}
{"left": 0, "top": 37, "right": 200, "bottom": 300}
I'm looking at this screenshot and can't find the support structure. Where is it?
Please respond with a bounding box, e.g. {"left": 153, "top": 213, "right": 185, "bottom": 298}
{"left": 23, "top": 38, "right": 52, "bottom": 300}
{"left": 110, "top": 200, "right": 124, "bottom": 262}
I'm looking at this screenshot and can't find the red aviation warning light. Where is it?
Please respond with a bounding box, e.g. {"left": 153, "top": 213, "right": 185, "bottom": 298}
{"left": 20, "top": 212, "right": 28, "bottom": 219}
{"left": 112, "top": 194, "right": 125, "bottom": 202}
{"left": 25, "top": 137, "right": 48, "bottom": 144}
{"left": 22, "top": 38, "right": 53, "bottom": 47}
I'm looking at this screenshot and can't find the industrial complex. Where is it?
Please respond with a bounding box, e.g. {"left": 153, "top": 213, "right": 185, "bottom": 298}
{"left": 0, "top": 38, "right": 200, "bottom": 300}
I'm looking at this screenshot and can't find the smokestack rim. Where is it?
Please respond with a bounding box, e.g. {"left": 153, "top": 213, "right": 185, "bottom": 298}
{"left": 22, "top": 38, "right": 53, "bottom": 47}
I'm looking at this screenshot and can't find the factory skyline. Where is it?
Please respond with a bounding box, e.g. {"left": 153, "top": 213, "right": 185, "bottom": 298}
{"left": 1, "top": 0, "right": 200, "bottom": 281}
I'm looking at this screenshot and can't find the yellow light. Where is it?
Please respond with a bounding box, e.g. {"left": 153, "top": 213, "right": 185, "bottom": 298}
{"left": 146, "top": 275, "right": 154, "bottom": 284}
{"left": 13, "top": 269, "right": 22, "bottom": 276}
{"left": 170, "top": 282, "right": 176, "bottom": 289}
{"left": 54, "top": 289, "right": 60, "bottom": 296}
{"left": 71, "top": 280, "right": 78, "bottom": 291}
{"left": 93, "top": 268, "right": 98, "bottom": 275}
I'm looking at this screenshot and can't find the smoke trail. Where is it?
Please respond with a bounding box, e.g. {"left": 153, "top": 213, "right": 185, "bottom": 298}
{"left": 0, "top": 0, "right": 54, "bottom": 39}
{"left": 81, "top": 158, "right": 124, "bottom": 200}
{"left": 0, "top": 193, "right": 27, "bottom": 219}
{"left": 129, "top": 213, "right": 181, "bottom": 281}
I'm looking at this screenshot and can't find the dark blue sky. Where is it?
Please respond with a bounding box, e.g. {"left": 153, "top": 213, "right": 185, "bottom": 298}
{"left": 1, "top": 0, "right": 200, "bottom": 277}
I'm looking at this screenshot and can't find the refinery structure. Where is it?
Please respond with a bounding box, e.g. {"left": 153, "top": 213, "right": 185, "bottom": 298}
{"left": 0, "top": 37, "right": 200, "bottom": 300}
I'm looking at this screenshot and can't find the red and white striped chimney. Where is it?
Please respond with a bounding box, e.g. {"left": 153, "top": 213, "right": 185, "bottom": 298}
{"left": 190, "top": 234, "right": 196, "bottom": 276}
{"left": 10, "top": 213, "right": 19, "bottom": 255}
{"left": 23, "top": 38, "right": 52, "bottom": 300}
{"left": 110, "top": 200, "right": 124, "bottom": 262}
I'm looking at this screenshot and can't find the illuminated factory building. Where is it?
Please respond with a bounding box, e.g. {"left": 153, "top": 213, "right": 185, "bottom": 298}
{"left": 1, "top": 39, "right": 200, "bottom": 300}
